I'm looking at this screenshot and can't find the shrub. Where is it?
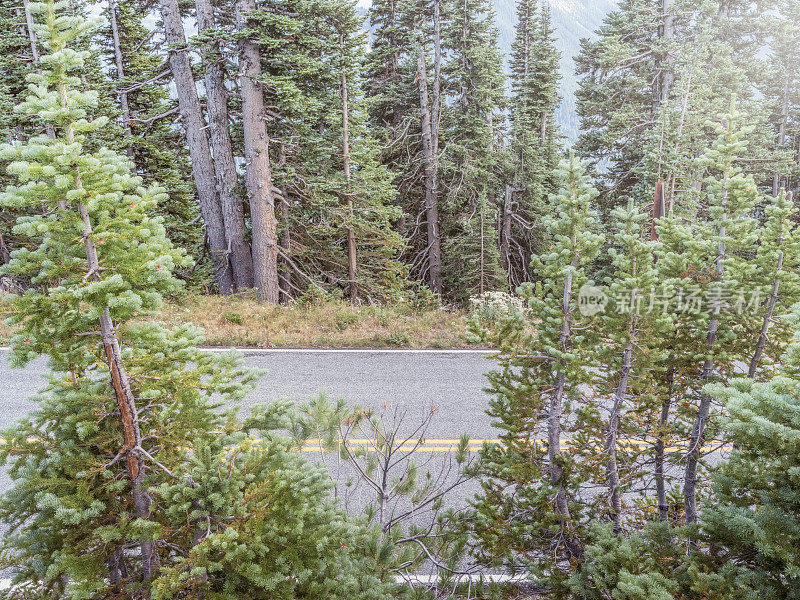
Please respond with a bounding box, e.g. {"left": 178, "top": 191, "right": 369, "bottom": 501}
{"left": 223, "top": 311, "right": 244, "bottom": 325}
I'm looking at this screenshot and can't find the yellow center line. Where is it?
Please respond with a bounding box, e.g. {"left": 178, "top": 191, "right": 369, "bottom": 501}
{"left": 0, "top": 438, "right": 733, "bottom": 454}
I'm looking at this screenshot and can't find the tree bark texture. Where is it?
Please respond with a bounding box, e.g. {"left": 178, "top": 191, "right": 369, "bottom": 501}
{"left": 160, "top": 0, "right": 234, "bottom": 294}
{"left": 196, "top": 0, "right": 255, "bottom": 291}
{"left": 340, "top": 34, "right": 358, "bottom": 304}
{"left": 236, "top": 0, "right": 280, "bottom": 303}
{"left": 417, "top": 51, "right": 442, "bottom": 294}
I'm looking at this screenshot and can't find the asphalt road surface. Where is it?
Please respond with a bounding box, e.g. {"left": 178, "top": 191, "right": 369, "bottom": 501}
{"left": 0, "top": 348, "right": 500, "bottom": 508}
{"left": 0, "top": 348, "right": 498, "bottom": 434}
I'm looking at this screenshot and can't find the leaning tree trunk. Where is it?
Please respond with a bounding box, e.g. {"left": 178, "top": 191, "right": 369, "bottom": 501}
{"left": 748, "top": 192, "right": 791, "bottom": 377}
{"left": 340, "top": 34, "right": 358, "bottom": 304}
{"left": 684, "top": 170, "right": 728, "bottom": 526}
{"left": 236, "top": 0, "right": 280, "bottom": 304}
{"left": 160, "top": 0, "right": 233, "bottom": 294}
{"left": 61, "top": 75, "right": 156, "bottom": 577}
{"left": 417, "top": 51, "right": 442, "bottom": 295}
{"left": 195, "top": 0, "right": 254, "bottom": 291}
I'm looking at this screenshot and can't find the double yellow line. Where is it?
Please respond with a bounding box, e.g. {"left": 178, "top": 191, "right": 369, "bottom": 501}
{"left": 300, "top": 438, "right": 733, "bottom": 454}
{"left": 0, "top": 437, "right": 732, "bottom": 454}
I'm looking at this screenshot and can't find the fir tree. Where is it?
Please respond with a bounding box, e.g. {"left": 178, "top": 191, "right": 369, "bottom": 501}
{"left": 503, "top": 0, "right": 560, "bottom": 286}
{"left": 440, "top": 0, "right": 507, "bottom": 301}
{"left": 700, "top": 315, "right": 800, "bottom": 597}
{"left": 252, "top": 0, "right": 407, "bottom": 303}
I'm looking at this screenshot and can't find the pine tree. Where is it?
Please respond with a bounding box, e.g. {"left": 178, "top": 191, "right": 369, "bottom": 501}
{"left": 747, "top": 189, "right": 800, "bottom": 376}
{"left": 439, "top": 0, "right": 507, "bottom": 301}
{"left": 503, "top": 0, "right": 560, "bottom": 286}
{"left": 595, "top": 203, "right": 668, "bottom": 533}
{"left": 652, "top": 103, "right": 763, "bottom": 527}
{"left": 700, "top": 317, "right": 800, "bottom": 597}
{"left": 472, "top": 155, "right": 604, "bottom": 589}
{"left": 0, "top": 4, "right": 395, "bottom": 596}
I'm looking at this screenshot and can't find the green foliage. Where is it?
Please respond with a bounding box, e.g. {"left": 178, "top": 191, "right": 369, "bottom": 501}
{"left": 700, "top": 319, "right": 800, "bottom": 598}
{"left": 0, "top": 5, "right": 394, "bottom": 597}
{"left": 567, "top": 522, "right": 687, "bottom": 600}
{"left": 502, "top": 0, "right": 561, "bottom": 285}
{"left": 471, "top": 155, "right": 604, "bottom": 588}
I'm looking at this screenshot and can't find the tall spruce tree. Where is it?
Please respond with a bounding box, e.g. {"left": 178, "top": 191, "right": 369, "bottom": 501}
{"left": 504, "top": 0, "right": 560, "bottom": 287}
{"left": 440, "top": 0, "right": 506, "bottom": 301}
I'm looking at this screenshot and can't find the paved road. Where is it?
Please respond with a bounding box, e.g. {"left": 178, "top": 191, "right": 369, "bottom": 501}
{"left": 0, "top": 349, "right": 498, "bottom": 435}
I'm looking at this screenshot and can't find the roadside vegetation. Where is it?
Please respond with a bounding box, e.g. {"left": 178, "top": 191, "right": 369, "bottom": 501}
{"left": 0, "top": 294, "right": 476, "bottom": 348}
{"left": 2, "top": 0, "right": 800, "bottom": 598}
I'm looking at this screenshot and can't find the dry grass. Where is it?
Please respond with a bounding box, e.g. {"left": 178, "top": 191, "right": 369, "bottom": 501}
{"left": 0, "top": 294, "right": 478, "bottom": 349}
{"left": 154, "top": 294, "right": 476, "bottom": 348}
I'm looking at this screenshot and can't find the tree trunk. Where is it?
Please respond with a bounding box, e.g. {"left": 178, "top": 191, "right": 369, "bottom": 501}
{"left": 107, "top": 0, "right": 133, "bottom": 150}
{"left": 501, "top": 185, "right": 513, "bottom": 272}
{"left": 276, "top": 143, "right": 292, "bottom": 304}
{"left": 548, "top": 254, "right": 581, "bottom": 558}
{"left": 417, "top": 51, "right": 442, "bottom": 294}
{"left": 431, "top": 0, "right": 442, "bottom": 164}
{"left": 59, "top": 72, "right": 157, "bottom": 577}
{"left": 684, "top": 169, "right": 728, "bottom": 526}
{"left": 196, "top": 0, "right": 254, "bottom": 291}
{"left": 340, "top": 34, "right": 358, "bottom": 304}
{"left": 655, "top": 366, "right": 674, "bottom": 523}
{"left": 479, "top": 201, "right": 485, "bottom": 294}
{"left": 605, "top": 310, "right": 638, "bottom": 534}
{"left": 236, "top": 0, "right": 280, "bottom": 303}
{"left": 748, "top": 195, "right": 790, "bottom": 377}
{"left": 160, "top": 0, "right": 233, "bottom": 294}
{"left": 773, "top": 78, "right": 790, "bottom": 197}
{"left": 656, "top": 0, "right": 675, "bottom": 106}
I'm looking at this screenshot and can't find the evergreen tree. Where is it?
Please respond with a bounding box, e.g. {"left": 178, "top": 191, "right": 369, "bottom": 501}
{"left": 471, "top": 155, "right": 604, "bottom": 589}
{"left": 0, "top": 4, "right": 394, "bottom": 596}
{"left": 700, "top": 317, "right": 800, "bottom": 598}
{"left": 100, "top": 0, "right": 201, "bottom": 278}
{"left": 440, "top": 0, "right": 507, "bottom": 301}
{"left": 252, "top": 0, "right": 407, "bottom": 303}
{"left": 574, "top": 0, "right": 664, "bottom": 212}
{"left": 594, "top": 203, "right": 668, "bottom": 533}
{"left": 761, "top": 0, "right": 800, "bottom": 197}
{"left": 503, "top": 0, "right": 560, "bottom": 286}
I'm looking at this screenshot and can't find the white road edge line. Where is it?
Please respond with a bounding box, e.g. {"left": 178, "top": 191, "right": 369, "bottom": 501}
{"left": 0, "top": 346, "right": 494, "bottom": 355}
{"left": 0, "top": 575, "right": 526, "bottom": 589}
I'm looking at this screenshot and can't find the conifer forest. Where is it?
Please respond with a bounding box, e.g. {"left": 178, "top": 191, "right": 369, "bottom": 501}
{"left": 0, "top": 0, "right": 800, "bottom": 597}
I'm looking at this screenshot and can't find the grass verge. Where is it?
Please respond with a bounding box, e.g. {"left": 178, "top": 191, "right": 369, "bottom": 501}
{"left": 0, "top": 294, "right": 478, "bottom": 349}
